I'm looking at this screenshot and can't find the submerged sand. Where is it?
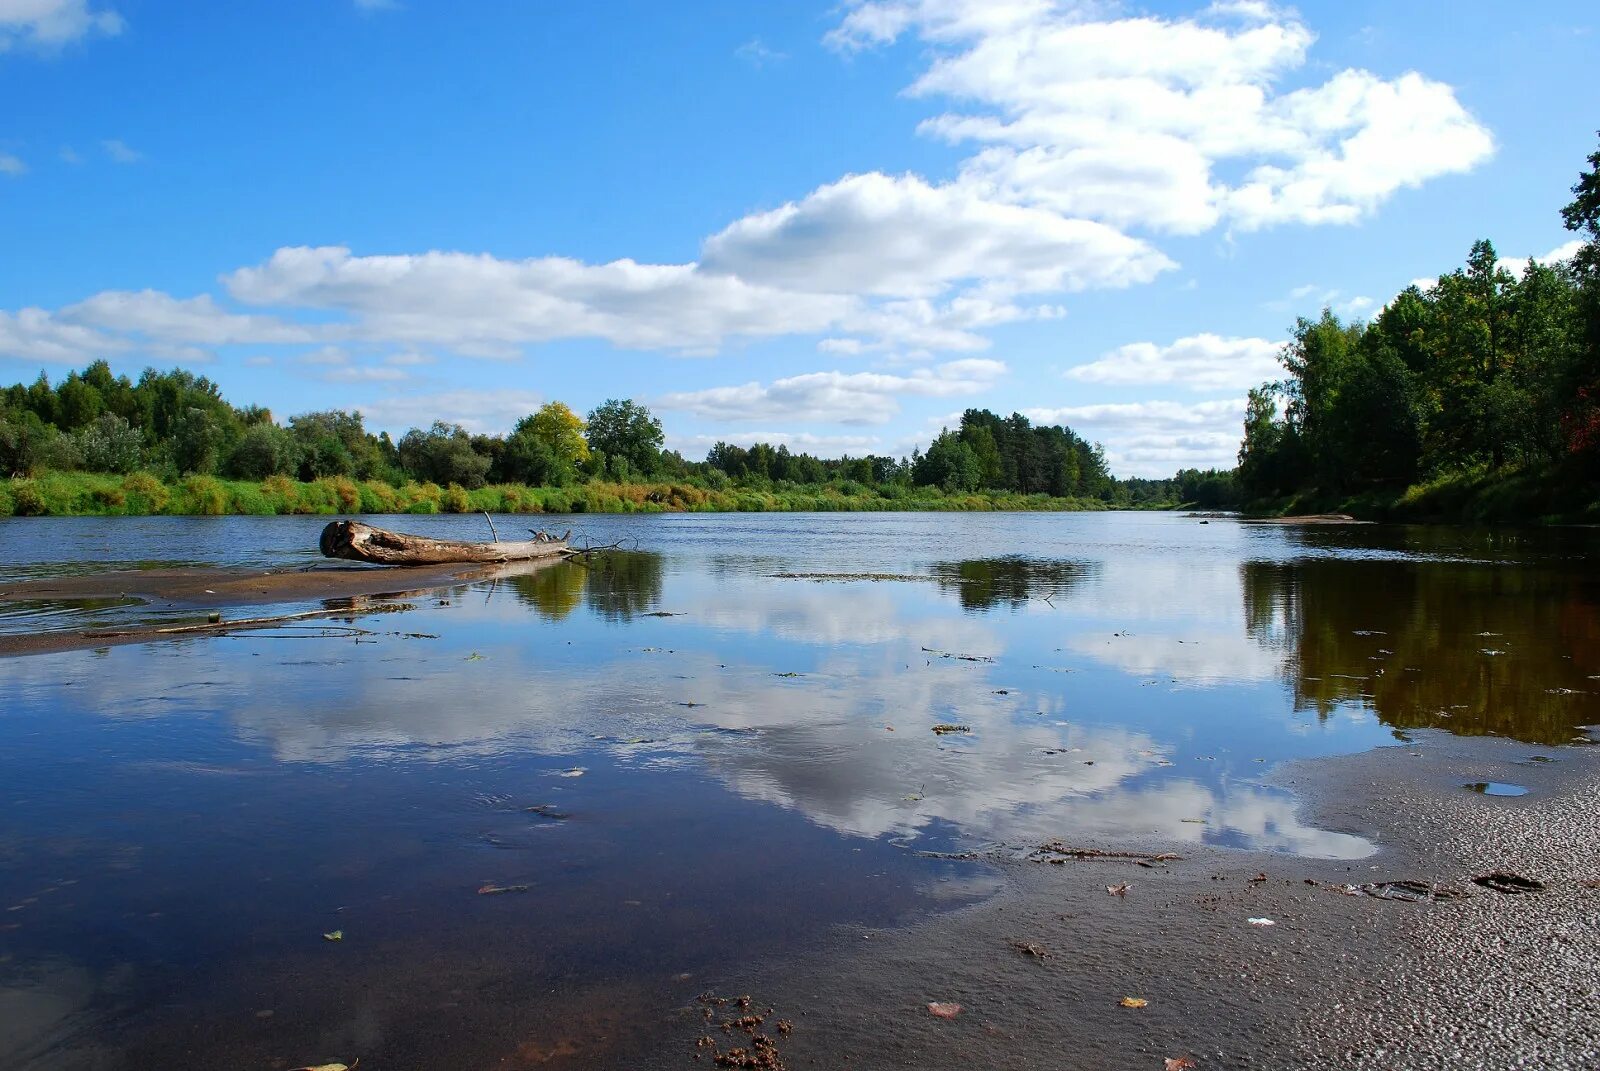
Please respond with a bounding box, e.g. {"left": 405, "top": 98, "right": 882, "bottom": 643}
{"left": 651, "top": 734, "right": 1599, "bottom": 1071}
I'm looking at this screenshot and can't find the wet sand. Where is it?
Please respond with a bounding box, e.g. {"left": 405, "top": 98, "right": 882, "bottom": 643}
{"left": 659, "top": 734, "right": 1599, "bottom": 1071}
{"left": 1243, "top": 513, "right": 1374, "bottom": 525}
{"left": 0, "top": 561, "right": 547, "bottom": 656}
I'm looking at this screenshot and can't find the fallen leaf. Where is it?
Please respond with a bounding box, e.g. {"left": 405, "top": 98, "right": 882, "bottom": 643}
{"left": 322, "top": 930, "right": 343, "bottom": 941}
{"left": 1247, "top": 917, "right": 1276, "bottom": 927}
{"left": 1119, "top": 997, "right": 1148, "bottom": 1009}
{"left": 927, "top": 1001, "right": 963, "bottom": 1018}
{"left": 1106, "top": 883, "right": 1129, "bottom": 897}
{"left": 1165, "top": 1057, "right": 1197, "bottom": 1070}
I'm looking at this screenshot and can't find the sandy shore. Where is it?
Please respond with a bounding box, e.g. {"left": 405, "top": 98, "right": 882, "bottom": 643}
{"left": 0, "top": 560, "right": 552, "bottom": 656}
{"left": 657, "top": 733, "right": 1599, "bottom": 1070}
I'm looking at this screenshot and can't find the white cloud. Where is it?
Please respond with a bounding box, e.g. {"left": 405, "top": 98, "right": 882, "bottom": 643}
{"left": 0, "top": 306, "right": 130, "bottom": 363}
{"left": 668, "top": 430, "right": 883, "bottom": 457}
{"left": 1065, "top": 333, "right": 1281, "bottom": 392}
{"left": 700, "top": 171, "right": 1174, "bottom": 296}
{"left": 1025, "top": 398, "right": 1246, "bottom": 476}
{"left": 830, "top": 0, "right": 1491, "bottom": 233}
{"left": 319, "top": 364, "right": 410, "bottom": 384}
{"left": 359, "top": 389, "right": 545, "bottom": 435}
{"left": 61, "top": 290, "right": 312, "bottom": 346}
{"left": 0, "top": 152, "right": 25, "bottom": 176}
{"left": 224, "top": 245, "right": 861, "bottom": 356}
{"left": 657, "top": 358, "right": 1007, "bottom": 425}
{"left": 100, "top": 138, "right": 141, "bottom": 163}
{"left": 0, "top": 0, "right": 122, "bottom": 52}
{"left": 735, "top": 37, "right": 786, "bottom": 66}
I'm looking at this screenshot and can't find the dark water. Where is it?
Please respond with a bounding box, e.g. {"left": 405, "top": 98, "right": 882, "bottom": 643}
{"left": 0, "top": 513, "right": 1596, "bottom": 1068}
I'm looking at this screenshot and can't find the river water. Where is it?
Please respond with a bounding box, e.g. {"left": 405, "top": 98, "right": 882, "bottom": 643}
{"left": 0, "top": 512, "right": 1595, "bottom": 1068}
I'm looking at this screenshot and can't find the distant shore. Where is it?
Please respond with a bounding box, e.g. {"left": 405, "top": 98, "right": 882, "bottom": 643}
{"left": 0, "top": 471, "right": 1137, "bottom": 518}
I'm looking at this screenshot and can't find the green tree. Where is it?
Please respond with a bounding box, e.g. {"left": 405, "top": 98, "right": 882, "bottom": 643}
{"left": 585, "top": 399, "right": 663, "bottom": 477}
{"left": 529, "top": 402, "right": 590, "bottom": 465}
{"left": 75, "top": 413, "right": 145, "bottom": 473}
{"left": 226, "top": 422, "right": 302, "bottom": 479}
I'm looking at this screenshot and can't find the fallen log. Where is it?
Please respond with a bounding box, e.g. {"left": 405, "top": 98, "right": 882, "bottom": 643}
{"left": 320, "top": 520, "right": 571, "bottom": 566}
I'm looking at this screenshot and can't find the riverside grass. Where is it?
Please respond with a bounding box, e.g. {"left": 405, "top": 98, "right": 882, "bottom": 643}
{"left": 0, "top": 471, "right": 1117, "bottom": 518}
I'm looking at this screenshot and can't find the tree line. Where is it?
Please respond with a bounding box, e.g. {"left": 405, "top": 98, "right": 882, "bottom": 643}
{"left": 1236, "top": 134, "right": 1600, "bottom": 503}
{"left": 0, "top": 363, "right": 1158, "bottom": 502}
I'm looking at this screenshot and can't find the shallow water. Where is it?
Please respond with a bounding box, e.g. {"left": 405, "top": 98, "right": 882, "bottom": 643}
{"left": 0, "top": 512, "right": 1596, "bottom": 1068}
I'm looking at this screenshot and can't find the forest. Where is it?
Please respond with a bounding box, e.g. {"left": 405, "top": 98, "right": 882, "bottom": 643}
{"left": 0, "top": 362, "right": 1171, "bottom": 515}
{"left": 1232, "top": 135, "right": 1600, "bottom": 520}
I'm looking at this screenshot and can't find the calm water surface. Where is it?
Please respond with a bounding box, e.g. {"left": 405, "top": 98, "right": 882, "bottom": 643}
{"left": 0, "top": 512, "right": 1596, "bottom": 1068}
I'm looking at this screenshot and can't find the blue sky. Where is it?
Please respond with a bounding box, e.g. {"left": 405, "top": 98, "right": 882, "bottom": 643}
{"left": 1, "top": 1, "right": 1593, "bottom": 476}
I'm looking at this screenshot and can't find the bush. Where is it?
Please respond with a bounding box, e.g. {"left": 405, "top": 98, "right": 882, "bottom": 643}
{"left": 10, "top": 479, "right": 47, "bottom": 516}
{"left": 121, "top": 472, "right": 171, "bottom": 513}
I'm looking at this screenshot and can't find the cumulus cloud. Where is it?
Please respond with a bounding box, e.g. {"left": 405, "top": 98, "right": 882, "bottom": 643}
{"left": 0, "top": 0, "right": 122, "bottom": 52}
{"left": 832, "top": 0, "right": 1492, "bottom": 233}
{"left": 1065, "top": 333, "right": 1281, "bottom": 392}
{"left": 669, "top": 431, "right": 884, "bottom": 457}
{"left": 657, "top": 358, "right": 1007, "bottom": 425}
{"left": 1026, "top": 398, "right": 1246, "bottom": 476}
{"left": 0, "top": 307, "right": 130, "bottom": 364}
{"left": 224, "top": 245, "right": 860, "bottom": 356}
{"left": 62, "top": 290, "right": 313, "bottom": 346}
{"left": 358, "top": 389, "right": 546, "bottom": 435}
{"left": 700, "top": 171, "right": 1173, "bottom": 296}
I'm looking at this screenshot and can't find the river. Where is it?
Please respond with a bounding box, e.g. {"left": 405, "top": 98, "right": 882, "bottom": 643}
{"left": 0, "top": 512, "right": 1595, "bottom": 1068}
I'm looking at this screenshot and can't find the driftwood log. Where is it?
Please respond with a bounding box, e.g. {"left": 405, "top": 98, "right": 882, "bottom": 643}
{"left": 319, "top": 520, "right": 571, "bottom": 566}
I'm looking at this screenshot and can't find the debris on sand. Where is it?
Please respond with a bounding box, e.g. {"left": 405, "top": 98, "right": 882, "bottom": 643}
{"left": 321, "top": 930, "right": 343, "bottom": 942}
{"left": 931, "top": 723, "right": 972, "bottom": 735}
{"left": 696, "top": 994, "right": 789, "bottom": 1069}
{"left": 1106, "top": 883, "right": 1130, "bottom": 897}
{"left": 1338, "top": 880, "right": 1469, "bottom": 903}
{"left": 1119, "top": 997, "right": 1148, "bottom": 1009}
{"left": 1247, "top": 917, "right": 1276, "bottom": 927}
{"left": 1471, "top": 870, "right": 1545, "bottom": 895}
{"left": 290, "top": 1062, "right": 358, "bottom": 1071}
{"left": 1009, "top": 940, "right": 1050, "bottom": 959}
{"left": 921, "top": 647, "right": 997, "bottom": 663}
{"left": 1165, "top": 1057, "right": 1197, "bottom": 1070}
{"left": 524, "top": 804, "right": 570, "bottom": 821}
{"left": 928, "top": 1001, "right": 963, "bottom": 1018}
{"left": 1030, "top": 842, "right": 1181, "bottom": 867}
{"left": 477, "top": 883, "right": 531, "bottom": 895}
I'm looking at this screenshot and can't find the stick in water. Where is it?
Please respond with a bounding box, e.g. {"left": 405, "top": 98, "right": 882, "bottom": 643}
{"left": 482, "top": 511, "right": 500, "bottom": 543}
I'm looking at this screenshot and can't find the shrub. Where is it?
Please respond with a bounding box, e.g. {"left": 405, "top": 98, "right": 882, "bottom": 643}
{"left": 121, "top": 472, "right": 171, "bottom": 513}
{"left": 10, "top": 479, "right": 45, "bottom": 516}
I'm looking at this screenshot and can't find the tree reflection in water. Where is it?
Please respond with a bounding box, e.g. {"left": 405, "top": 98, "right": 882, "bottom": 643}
{"left": 509, "top": 551, "right": 666, "bottom": 622}
{"left": 1241, "top": 556, "right": 1600, "bottom": 745}
{"left": 930, "top": 556, "right": 1096, "bottom": 611}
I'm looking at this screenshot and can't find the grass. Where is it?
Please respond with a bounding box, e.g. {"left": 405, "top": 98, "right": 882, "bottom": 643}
{"left": 0, "top": 471, "right": 1120, "bottom": 517}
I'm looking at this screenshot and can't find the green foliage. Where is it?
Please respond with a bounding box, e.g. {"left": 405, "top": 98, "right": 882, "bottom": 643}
{"left": 585, "top": 399, "right": 664, "bottom": 476}
{"left": 398, "top": 421, "right": 492, "bottom": 489}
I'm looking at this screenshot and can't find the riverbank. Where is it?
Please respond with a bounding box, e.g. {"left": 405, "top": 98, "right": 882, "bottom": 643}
{"left": 1244, "top": 464, "right": 1600, "bottom": 526}
{"left": 664, "top": 731, "right": 1600, "bottom": 1070}
{"left": 0, "top": 471, "right": 1128, "bottom": 517}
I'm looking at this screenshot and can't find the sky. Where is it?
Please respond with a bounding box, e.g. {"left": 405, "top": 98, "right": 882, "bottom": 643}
{"left": 0, "top": 0, "right": 1594, "bottom": 477}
